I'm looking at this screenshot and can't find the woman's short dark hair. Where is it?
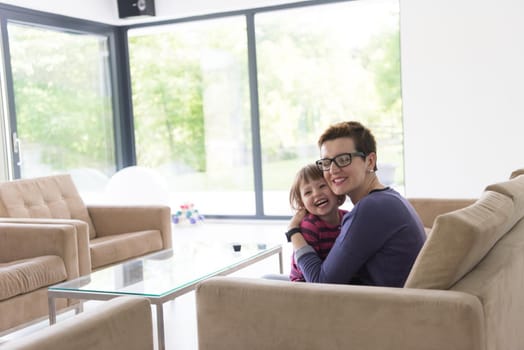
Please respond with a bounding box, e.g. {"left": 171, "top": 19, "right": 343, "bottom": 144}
{"left": 317, "top": 121, "right": 378, "bottom": 171}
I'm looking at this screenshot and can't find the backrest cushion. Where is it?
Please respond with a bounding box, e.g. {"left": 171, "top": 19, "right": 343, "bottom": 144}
{"left": 408, "top": 198, "right": 476, "bottom": 229}
{"left": 510, "top": 168, "right": 524, "bottom": 179}
{"left": 485, "top": 174, "right": 524, "bottom": 217}
{"left": 0, "top": 174, "right": 97, "bottom": 237}
{"left": 405, "top": 190, "right": 514, "bottom": 290}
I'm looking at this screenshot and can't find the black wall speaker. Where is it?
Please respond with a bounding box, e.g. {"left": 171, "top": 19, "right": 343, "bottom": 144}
{"left": 117, "top": 0, "right": 155, "bottom": 18}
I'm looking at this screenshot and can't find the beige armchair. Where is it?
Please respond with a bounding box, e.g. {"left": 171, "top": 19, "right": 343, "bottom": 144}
{"left": 0, "top": 223, "right": 80, "bottom": 332}
{"left": 1, "top": 296, "right": 154, "bottom": 350}
{"left": 0, "top": 174, "right": 172, "bottom": 274}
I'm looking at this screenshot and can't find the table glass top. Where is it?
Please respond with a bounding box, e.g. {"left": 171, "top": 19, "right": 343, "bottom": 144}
{"left": 49, "top": 241, "right": 281, "bottom": 298}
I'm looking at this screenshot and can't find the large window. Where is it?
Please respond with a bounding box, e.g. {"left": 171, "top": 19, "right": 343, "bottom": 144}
{"left": 8, "top": 23, "right": 115, "bottom": 195}
{"left": 127, "top": 0, "right": 402, "bottom": 217}
{"left": 128, "top": 17, "right": 254, "bottom": 215}
{"left": 0, "top": 0, "right": 402, "bottom": 218}
{"left": 256, "top": 0, "right": 402, "bottom": 215}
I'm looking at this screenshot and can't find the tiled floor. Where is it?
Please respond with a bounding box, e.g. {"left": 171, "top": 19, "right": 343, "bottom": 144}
{"left": 0, "top": 219, "right": 291, "bottom": 350}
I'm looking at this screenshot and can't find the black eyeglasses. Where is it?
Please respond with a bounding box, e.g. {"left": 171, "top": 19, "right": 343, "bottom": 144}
{"left": 316, "top": 152, "right": 366, "bottom": 171}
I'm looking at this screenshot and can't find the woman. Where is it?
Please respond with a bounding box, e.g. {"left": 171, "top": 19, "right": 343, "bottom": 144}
{"left": 286, "top": 121, "right": 426, "bottom": 287}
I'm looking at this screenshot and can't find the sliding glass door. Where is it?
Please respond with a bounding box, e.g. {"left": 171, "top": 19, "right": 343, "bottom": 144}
{"left": 7, "top": 22, "right": 116, "bottom": 195}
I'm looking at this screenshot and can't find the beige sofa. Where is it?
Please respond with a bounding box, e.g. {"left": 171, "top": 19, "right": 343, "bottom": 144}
{"left": 0, "top": 296, "right": 154, "bottom": 350}
{"left": 0, "top": 174, "right": 171, "bottom": 332}
{"left": 196, "top": 171, "right": 524, "bottom": 350}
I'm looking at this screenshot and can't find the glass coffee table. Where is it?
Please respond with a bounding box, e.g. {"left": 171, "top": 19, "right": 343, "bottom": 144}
{"left": 48, "top": 242, "right": 283, "bottom": 350}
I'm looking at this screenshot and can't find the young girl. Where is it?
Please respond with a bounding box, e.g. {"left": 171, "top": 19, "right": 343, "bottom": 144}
{"left": 288, "top": 163, "right": 347, "bottom": 282}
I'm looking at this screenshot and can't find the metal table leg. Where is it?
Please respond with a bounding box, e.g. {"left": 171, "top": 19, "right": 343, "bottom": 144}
{"left": 48, "top": 295, "right": 57, "bottom": 325}
{"left": 155, "top": 303, "right": 165, "bottom": 350}
{"left": 278, "top": 250, "right": 284, "bottom": 273}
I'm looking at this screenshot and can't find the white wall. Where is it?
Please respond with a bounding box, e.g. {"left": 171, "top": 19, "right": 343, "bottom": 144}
{"left": 401, "top": 0, "right": 524, "bottom": 198}
{"left": 0, "top": 0, "right": 118, "bottom": 23}
{"left": 0, "top": 0, "right": 299, "bottom": 25}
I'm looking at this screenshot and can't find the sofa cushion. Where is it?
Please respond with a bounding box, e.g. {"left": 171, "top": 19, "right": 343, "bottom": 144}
{"left": 90, "top": 230, "right": 163, "bottom": 269}
{"left": 510, "top": 168, "right": 524, "bottom": 179}
{"left": 0, "top": 255, "right": 67, "bottom": 301}
{"left": 0, "top": 287, "right": 69, "bottom": 332}
{"left": 485, "top": 174, "right": 524, "bottom": 217}
{"left": 408, "top": 198, "right": 476, "bottom": 229}
{"left": 405, "top": 191, "right": 515, "bottom": 290}
{"left": 0, "top": 174, "right": 97, "bottom": 238}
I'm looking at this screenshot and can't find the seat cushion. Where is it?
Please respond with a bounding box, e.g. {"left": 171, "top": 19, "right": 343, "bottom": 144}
{"left": 0, "top": 255, "right": 67, "bottom": 301}
{"left": 90, "top": 230, "right": 163, "bottom": 269}
{"left": 405, "top": 191, "right": 515, "bottom": 290}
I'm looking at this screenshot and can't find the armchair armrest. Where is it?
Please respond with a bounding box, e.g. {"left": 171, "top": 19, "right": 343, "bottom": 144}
{"left": 408, "top": 198, "right": 476, "bottom": 228}
{"left": 87, "top": 205, "right": 172, "bottom": 249}
{"left": 196, "top": 277, "right": 485, "bottom": 350}
{"left": 0, "top": 218, "right": 91, "bottom": 276}
{"left": 0, "top": 223, "right": 80, "bottom": 281}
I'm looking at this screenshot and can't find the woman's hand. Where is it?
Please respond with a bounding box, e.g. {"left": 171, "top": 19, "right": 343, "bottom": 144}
{"left": 289, "top": 208, "right": 307, "bottom": 230}
{"left": 287, "top": 208, "right": 308, "bottom": 250}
